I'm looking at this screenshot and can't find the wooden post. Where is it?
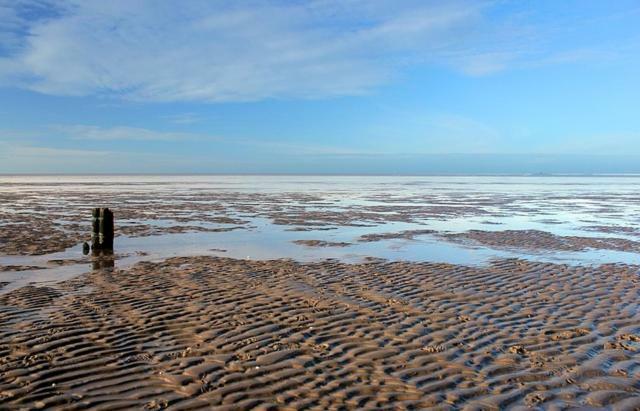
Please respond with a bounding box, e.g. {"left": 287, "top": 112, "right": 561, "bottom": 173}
{"left": 91, "top": 207, "right": 114, "bottom": 251}
{"left": 101, "top": 208, "right": 114, "bottom": 250}
{"left": 91, "top": 208, "right": 100, "bottom": 249}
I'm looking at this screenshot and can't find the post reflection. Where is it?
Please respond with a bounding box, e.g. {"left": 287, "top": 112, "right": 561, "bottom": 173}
{"left": 91, "top": 249, "right": 115, "bottom": 270}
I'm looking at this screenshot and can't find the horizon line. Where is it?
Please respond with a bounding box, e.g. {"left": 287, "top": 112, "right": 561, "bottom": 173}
{"left": 3, "top": 173, "right": 640, "bottom": 177}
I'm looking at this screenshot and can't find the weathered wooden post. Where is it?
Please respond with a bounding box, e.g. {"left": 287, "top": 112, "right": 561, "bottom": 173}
{"left": 91, "top": 208, "right": 100, "bottom": 248}
{"left": 91, "top": 208, "right": 114, "bottom": 251}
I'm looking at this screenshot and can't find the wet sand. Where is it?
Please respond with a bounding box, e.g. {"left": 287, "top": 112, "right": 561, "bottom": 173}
{"left": 444, "top": 230, "right": 640, "bottom": 253}
{"left": 292, "top": 240, "right": 352, "bottom": 248}
{"left": 358, "top": 230, "right": 436, "bottom": 243}
{"left": 1, "top": 257, "right": 639, "bottom": 409}
{"left": 3, "top": 175, "right": 640, "bottom": 258}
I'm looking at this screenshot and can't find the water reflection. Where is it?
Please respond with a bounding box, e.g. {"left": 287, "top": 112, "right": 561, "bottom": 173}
{"left": 91, "top": 249, "right": 115, "bottom": 271}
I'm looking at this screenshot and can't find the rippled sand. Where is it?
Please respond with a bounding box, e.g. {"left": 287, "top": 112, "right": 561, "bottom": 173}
{"left": 1, "top": 257, "right": 639, "bottom": 409}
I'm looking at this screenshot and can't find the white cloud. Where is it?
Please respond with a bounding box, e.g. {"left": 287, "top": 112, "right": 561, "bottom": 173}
{"left": 2, "top": 1, "right": 631, "bottom": 103}
{"left": 0, "top": 0, "right": 510, "bottom": 102}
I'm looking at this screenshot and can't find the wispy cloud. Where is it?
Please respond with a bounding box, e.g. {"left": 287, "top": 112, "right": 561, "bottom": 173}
{"left": 0, "top": 140, "right": 188, "bottom": 173}
{"left": 1, "top": 0, "right": 625, "bottom": 103}
{"left": 0, "top": 141, "right": 111, "bottom": 160}
{"left": 54, "top": 125, "right": 211, "bottom": 142}
{"left": 51, "top": 124, "right": 371, "bottom": 154}
{"left": 0, "top": 123, "right": 357, "bottom": 156}
{"left": 7, "top": 144, "right": 110, "bottom": 157}
{"left": 164, "top": 112, "right": 202, "bottom": 125}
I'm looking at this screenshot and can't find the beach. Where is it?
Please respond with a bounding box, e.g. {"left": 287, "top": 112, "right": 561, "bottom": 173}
{"left": 1, "top": 175, "right": 640, "bottom": 409}
{"left": 4, "top": 0, "right": 639, "bottom": 408}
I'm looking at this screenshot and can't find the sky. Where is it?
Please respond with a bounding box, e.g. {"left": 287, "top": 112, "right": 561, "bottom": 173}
{"left": 0, "top": 0, "right": 639, "bottom": 174}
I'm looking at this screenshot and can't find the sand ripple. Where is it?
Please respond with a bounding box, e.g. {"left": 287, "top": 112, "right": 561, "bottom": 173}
{"left": 1, "top": 257, "right": 639, "bottom": 409}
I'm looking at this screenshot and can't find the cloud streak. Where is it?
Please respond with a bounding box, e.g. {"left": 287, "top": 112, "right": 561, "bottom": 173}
{"left": 7, "top": 144, "right": 110, "bottom": 157}
{"left": 55, "top": 125, "right": 211, "bottom": 142}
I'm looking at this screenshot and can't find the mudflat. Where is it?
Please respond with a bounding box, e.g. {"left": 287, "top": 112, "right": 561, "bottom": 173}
{"left": 1, "top": 256, "right": 639, "bottom": 409}
{"left": 2, "top": 175, "right": 640, "bottom": 409}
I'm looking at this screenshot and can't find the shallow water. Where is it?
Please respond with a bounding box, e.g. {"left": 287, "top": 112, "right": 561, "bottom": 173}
{"left": 1, "top": 175, "right": 640, "bottom": 292}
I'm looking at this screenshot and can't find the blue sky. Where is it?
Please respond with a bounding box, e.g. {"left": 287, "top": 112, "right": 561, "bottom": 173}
{"left": 1, "top": 0, "right": 639, "bottom": 174}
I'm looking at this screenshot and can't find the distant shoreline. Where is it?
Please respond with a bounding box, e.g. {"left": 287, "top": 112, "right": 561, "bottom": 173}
{"left": 2, "top": 173, "right": 640, "bottom": 177}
